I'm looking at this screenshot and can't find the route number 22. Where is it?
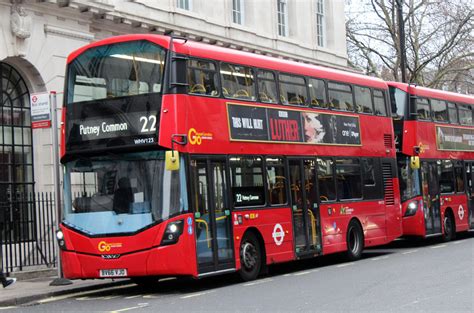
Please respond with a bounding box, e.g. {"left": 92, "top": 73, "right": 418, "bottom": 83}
{"left": 140, "top": 116, "right": 157, "bottom": 133}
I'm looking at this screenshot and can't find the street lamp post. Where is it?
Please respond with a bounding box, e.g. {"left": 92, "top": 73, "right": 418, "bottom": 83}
{"left": 397, "top": 0, "right": 407, "bottom": 83}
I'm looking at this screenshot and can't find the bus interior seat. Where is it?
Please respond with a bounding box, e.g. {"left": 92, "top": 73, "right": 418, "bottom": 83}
{"left": 259, "top": 92, "right": 270, "bottom": 102}
{"left": 329, "top": 99, "right": 339, "bottom": 109}
{"left": 233, "top": 89, "right": 250, "bottom": 99}
{"left": 289, "top": 96, "right": 303, "bottom": 105}
{"left": 222, "top": 87, "right": 230, "bottom": 97}
{"left": 190, "top": 84, "right": 206, "bottom": 94}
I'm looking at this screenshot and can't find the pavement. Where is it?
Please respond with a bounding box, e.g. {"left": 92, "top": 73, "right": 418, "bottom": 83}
{"left": 0, "top": 273, "right": 131, "bottom": 307}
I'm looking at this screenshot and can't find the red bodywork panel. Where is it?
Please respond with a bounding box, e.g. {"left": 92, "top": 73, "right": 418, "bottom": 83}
{"left": 401, "top": 194, "right": 470, "bottom": 237}
{"left": 158, "top": 94, "right": 396, "bottom": 156}
{"left": 61, "top": 214, "right": 198, "bottom": 279}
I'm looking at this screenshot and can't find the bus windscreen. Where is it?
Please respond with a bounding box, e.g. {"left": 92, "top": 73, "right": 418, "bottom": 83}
{"left": 62, "top": 151, "right": 187, "bottom": 236}
{"left": 67, "top": 40, "right": 165, "bottom": 103}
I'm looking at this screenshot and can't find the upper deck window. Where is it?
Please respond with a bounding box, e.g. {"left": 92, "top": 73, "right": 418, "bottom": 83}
{"left": 448, "top": 102, "right": 458, "bottom": 124}
{"left": 67, "top": 40, "right": 165, "bottom": 105}
{"left": 458, "top": 104, "right": 473, "bottom": 125}
{"left": 328, "top": 82, "right": 353, "bottom": 111}
{"left": 308, "top": 78, "right": 327, "bottom": 108}
{"left": 389, "top": 86, "right": 407, "bottom": 119}
{"left": 257, "top": 70, "right": 278, "bottom": 104}
{"left": 354, "top": 86, "right": 373, "bottom": 114}
{"left": 220, "top": 63, "right": 256, "bottom": 101}
{"left": 373, "top": 90, "right": 387, "bottom": 116}
{"left": 431, "top": 99, "right": 448, "bottom": 122}
{"left": 187, "top": 59, "right": 219, "bottom": 97}
{"left": 416, "top": 98, "right": 431, "bottom": 120}
{"left": 279, "top": 74, "right": 307, "bottom": 106}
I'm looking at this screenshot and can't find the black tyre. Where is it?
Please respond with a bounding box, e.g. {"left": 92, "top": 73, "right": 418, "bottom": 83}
{"left": 239, "top": 232, "right": 262, "bottom": 281}
{"left": 442, "top": 212, "right": 455, "bottom": 242}
{"left": 346, "top": 220, "right": 364, "bottom": 261}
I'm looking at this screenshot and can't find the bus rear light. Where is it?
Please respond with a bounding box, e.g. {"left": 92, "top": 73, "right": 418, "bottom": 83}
{"left": 404, "top": 201, "right": 419, "bottom": 217}
{"left": 161, "top": 220, "right": 184, "bottom": 246}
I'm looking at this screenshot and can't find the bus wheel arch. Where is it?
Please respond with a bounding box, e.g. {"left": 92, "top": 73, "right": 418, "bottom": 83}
{"left": 346, "top": 218, "right": 364, "bottom": 261}
{"left": 442, "top": 208, "right": 456, "bottom": 242}
{"left": 238, "top": 228, "right": 266, "bottom": 281}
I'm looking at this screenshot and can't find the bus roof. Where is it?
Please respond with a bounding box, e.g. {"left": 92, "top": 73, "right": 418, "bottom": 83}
{"left": 67, "top": 34, "right": 388, "bottom": 90}
{"left": 388, "top": 81, "right": 474, "bottom": 105}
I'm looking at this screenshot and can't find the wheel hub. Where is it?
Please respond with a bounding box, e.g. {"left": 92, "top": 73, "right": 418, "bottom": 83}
{"left": 241, "top": 242, "right": 257, "bottom": 270}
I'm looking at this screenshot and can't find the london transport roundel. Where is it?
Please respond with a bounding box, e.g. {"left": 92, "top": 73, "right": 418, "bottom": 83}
{"left": 272, "top": 224, "right": 285, "bottom": 246}
{"left": 458, "top": 205, "right": 465, "bottom": 220}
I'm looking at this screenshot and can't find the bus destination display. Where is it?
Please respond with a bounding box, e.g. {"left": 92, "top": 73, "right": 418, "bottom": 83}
{"left": 65, "top": 94, "right": 160, "bottom": 152}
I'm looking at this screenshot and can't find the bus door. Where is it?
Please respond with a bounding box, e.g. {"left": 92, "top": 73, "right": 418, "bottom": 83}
{"left": 191, "top": 158, "right": 234, "bottom": 275}
{"left": 465, "top": 162, "right": 474, "bottom": 229}
{"left": 421, "top": 161, "right": 442, "bottom": 235}
{"left": 288, "top": 158, "right": 321, "bottom": 256}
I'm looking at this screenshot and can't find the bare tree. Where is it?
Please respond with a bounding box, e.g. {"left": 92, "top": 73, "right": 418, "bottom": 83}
{"left": 346, "top": 0, "right": 473, "bottom": 93}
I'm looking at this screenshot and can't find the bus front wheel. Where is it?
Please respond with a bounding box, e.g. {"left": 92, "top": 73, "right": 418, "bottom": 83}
{"left": 346, "top": 220, "right": 364, "bottom": 261}
{"left": 239, "top": 232, "right": 262, "bottom": 281}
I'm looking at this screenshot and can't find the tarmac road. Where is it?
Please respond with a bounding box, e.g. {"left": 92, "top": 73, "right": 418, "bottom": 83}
{"left": 8, "top": 233, "right": 474, "bottom": 313}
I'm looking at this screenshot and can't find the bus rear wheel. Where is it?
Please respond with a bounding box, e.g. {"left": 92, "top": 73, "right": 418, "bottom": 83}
{"left": 239, "top": 232, "right": 262, "bottom": 281}
{"left": 346, "top": 220, "right": 364, "bottom": 261}
{"left": 443, "top": 212, "right": 455, "bottom": 242}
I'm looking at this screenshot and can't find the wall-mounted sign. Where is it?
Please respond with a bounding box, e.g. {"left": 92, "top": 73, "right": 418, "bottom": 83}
{"left": 227, "top": 103, "right": 361, "bottom": 146}
{"left": 30, "top": 92, "right": 51, "bottom": 128}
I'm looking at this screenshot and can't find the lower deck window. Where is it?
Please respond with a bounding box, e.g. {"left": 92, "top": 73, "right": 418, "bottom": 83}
{"left": 336, "top": 158, "right": 362, "bottom": 200}
{"left": 230, "top": 156, "right": 265, "bottom": 207}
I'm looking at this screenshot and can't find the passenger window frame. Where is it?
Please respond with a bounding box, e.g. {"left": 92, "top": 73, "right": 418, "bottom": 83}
{"left": 278, "top": 73, "right": 309, "bottom": 107}
{"left": 220, "top": 62, "right": 257, "bottom": 101}
{"left": 187, "top": 57, "right": 220, "bottom": 97}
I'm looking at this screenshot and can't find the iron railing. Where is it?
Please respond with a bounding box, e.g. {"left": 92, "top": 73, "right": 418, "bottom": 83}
{"left": 0, "top": 192, "right": 57, "bottom": 274}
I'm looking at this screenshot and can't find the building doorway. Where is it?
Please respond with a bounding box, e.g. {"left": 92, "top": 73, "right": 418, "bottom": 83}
{"left": 0, "top": 61, "right": 34, "bottom": 242}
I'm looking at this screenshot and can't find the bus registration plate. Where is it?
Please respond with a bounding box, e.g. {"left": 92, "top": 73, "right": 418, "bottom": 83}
{"left": 99, "top": 269, "right": 127, "bottom": 277}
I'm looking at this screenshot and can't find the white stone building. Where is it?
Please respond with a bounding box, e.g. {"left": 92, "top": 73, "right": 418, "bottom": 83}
{"left": 0, "top": 0, "right": 347, "bottom": 196}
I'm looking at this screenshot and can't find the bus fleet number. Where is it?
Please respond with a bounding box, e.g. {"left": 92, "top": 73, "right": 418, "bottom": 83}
{"left": 140, "top": 116, "right": 157, "bottom": 133}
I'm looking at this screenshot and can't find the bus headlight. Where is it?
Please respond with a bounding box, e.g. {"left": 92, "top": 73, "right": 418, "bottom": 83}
{"left": 56, "top": 230, "right": 67, "bottom": 250}
{"left": 161, "top": 220, "right": 184, "bottom": 246}
{"left": 404, "top": 201, "right": 418, "bottom": 217}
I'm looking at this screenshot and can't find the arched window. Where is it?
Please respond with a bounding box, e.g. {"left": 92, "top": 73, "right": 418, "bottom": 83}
{"left": 0, "top": 62, "right": 34, "bottom": 211}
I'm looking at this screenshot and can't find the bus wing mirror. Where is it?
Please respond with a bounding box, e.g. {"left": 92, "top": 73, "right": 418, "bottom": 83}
{"left": 165, "top": 151, "right": 180, "bottom": 171}
{"left": 410, "top": 156, "right": 420, "bottom": 169}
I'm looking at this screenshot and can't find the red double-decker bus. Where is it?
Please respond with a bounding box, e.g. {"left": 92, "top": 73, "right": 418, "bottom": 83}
{"left": 389, "top": 82, "right": 474, "bottom": 241}
{"left": 57, "top": 34, "right": 402, "bottom": 283}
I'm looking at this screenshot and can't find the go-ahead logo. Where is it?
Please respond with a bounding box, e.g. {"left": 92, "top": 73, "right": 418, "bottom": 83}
{"left": 188, "top": 128, "right": 213, "bottom": 145}
{"left": 98, "top": 241, "right": 122, "bottom": 252}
